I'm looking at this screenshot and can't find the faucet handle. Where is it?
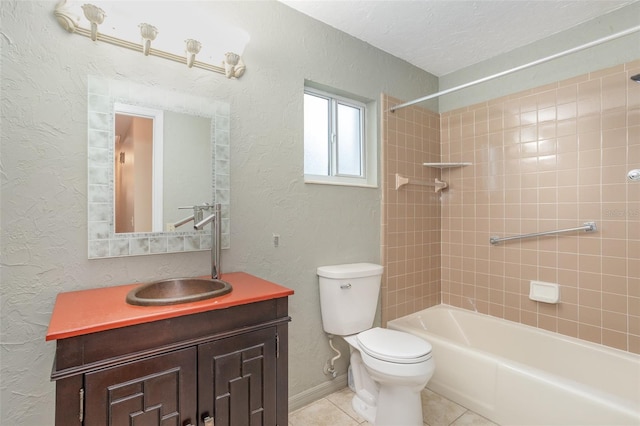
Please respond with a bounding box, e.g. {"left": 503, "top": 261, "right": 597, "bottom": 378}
{"left": 178, "top": 203, "right": 212, "bottom": 211}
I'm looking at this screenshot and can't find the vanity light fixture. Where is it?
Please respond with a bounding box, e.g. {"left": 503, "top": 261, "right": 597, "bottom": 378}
{"left": 139, "top": 23, "right": 158, "bottom": 56}
{"left": 80, "top": 3, "right": 105, "bottom": 41}
{"left": 185, "top": 39, "right": 202, "bottom": 68}
{"left": 54, "top": 0, "right": 248, "bottom": 79}
{"left": 223, "top": 52, "right": 246, "bottom": 79}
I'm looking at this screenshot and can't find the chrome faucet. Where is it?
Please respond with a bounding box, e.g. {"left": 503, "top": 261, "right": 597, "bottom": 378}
{"left": 194, "top": 204, "right": 221, "bottom": 280}
{"left": 174, "top": 203, "right": 221, "bottom": 280}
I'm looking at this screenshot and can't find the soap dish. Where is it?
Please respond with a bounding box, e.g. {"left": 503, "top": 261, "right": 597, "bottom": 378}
{"left": 529, "top": 281, "right": 560, "bottom": 304}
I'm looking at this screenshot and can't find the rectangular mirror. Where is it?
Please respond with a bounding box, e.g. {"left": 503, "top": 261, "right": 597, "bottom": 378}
{"left": 113, "top": 104, "right": 212, "bottom": 234}
{"left": 87, "top": 76, "right": 230, "bottom": 258}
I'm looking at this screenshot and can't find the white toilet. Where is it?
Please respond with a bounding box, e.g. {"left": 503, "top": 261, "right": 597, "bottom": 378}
{"left": 317, "top": 263, "right": 434, "bottom": 426}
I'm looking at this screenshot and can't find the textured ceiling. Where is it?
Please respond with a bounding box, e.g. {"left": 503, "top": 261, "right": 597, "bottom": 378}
{"left": 280, "top": 0, "right": 637, "bottom": 76}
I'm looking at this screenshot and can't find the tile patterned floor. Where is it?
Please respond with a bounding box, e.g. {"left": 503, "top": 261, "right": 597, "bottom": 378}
{"left": 289, "top": 387, "right": 499, "bottom": 426}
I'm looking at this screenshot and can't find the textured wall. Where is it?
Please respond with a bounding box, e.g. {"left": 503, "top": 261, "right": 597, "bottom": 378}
{"left": 0, "top": 1, "right": 437, "bottom": 424}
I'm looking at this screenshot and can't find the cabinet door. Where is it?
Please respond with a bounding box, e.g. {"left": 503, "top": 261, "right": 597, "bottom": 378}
{"left": 84, "top": 347, "right": 197, "bottom": 426}
{"left": 198, "top": 327, "right": 277, "bottom": 426}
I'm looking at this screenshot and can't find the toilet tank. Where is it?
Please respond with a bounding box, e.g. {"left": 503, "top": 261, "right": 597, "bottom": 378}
{"left": 317, "top": 263, "right": 384, "bottom": 336}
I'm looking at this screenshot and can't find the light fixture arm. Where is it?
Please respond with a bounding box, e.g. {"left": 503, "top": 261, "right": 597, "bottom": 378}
{"left": 53, "top": 0, "right": 246, "bottom": 79}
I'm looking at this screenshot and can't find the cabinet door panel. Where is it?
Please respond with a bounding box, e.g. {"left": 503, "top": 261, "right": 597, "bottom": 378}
{"left": 199, "top": 327, "right": 277, "bottom": 426}
{"left": 85, "top": 347, "right": 197, "bottom": 426}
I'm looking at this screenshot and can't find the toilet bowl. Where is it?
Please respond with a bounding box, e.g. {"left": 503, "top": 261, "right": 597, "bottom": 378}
{"left": 344, "top": 328, "right": 434, "bottom": 425}
{"left": 317, "top": 263, "right": 436, "bottom": 426}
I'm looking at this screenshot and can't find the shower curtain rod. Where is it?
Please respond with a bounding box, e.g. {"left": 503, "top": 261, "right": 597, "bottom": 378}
{"left": 390, "top": 24, "right": 640, "bottom": 112}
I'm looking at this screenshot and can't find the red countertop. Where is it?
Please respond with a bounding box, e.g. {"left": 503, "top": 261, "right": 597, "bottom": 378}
{"left": 46, "top": 272, "right": 294, "bottom": 341}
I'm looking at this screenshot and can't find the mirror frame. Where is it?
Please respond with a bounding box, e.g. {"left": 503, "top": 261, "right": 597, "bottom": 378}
{"left": 87, "top": 76, "right": 230, "bottom": 259}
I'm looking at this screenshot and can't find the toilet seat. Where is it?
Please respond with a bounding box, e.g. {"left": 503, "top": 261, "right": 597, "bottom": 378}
{"left": 356, "top": 327, "right": 432, "bottom": 364}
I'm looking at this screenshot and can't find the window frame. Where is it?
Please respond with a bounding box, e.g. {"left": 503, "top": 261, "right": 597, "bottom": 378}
{"left": 303, "top": 86, "right": 377, "bottom": 188}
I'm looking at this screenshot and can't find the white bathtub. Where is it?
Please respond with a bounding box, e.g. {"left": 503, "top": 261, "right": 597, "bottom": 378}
{"left": 388, "top": 305, "right": 640, "bottom": 426}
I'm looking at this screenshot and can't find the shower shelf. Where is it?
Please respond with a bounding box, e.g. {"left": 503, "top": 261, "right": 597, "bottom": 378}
{"left": 423, "top": 162, "right": 472, "bottom": 168}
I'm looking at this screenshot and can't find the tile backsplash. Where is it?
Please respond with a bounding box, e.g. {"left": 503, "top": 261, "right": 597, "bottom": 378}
{"left": 382, "top": 59, "right": 640, "bottom": 354}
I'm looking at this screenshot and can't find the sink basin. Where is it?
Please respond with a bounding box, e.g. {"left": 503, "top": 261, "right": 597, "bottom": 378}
{"left": 126, "top": 278, "right": 232, "bottom": 306}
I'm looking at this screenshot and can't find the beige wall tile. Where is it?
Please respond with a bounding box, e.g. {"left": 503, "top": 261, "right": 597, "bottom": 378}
{"left": 382, "top": 61, "right": 638, "bottom": 354}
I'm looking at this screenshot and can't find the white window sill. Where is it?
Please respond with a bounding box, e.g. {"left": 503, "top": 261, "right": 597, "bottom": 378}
{"left": 304, "top": 175, "right": 378, "bottom": 188}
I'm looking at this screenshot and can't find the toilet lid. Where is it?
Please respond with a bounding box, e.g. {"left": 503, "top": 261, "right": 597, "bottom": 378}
{"left": 357, "top": 327, "right": 432, "bottom": 364}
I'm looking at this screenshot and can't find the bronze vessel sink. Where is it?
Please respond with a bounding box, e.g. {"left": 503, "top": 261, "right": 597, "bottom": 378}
{"left": 126, "top": 278, "right": 232, "bottom": 306}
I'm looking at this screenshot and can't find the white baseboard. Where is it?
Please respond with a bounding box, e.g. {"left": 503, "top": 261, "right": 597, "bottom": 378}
{"left": 288, "top": 374, "right": 348, "bottom": 412}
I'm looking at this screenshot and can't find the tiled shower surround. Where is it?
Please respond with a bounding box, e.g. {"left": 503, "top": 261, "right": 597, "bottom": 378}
{"left": 381, "top": 94, "right": 442, "bottom": 321}
{"left": 382, "top": 59, "right": 640, "bottom": 354}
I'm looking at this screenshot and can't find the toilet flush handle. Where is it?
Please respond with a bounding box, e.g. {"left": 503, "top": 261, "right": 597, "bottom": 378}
{"left": 341, "top": 283, "right": 352, "bottom": 289}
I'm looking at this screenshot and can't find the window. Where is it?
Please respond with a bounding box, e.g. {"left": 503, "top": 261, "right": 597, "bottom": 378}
{"left": 304, "top": 86, "right": 377, "bottom": 187}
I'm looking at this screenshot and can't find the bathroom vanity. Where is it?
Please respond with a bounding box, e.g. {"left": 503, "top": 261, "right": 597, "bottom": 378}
{"left": 46, "top": 272, "right": 293, "bottom": 426}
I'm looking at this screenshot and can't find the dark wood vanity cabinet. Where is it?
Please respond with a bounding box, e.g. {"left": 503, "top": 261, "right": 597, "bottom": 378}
{"left": 84, "top": 347, "right": 198, "bottom": 425}
{"left": 198, "top": 327, "right": 278, "bottom": 425}
{"left": 51, "top": 298, "right": 290, "bottom": 426}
